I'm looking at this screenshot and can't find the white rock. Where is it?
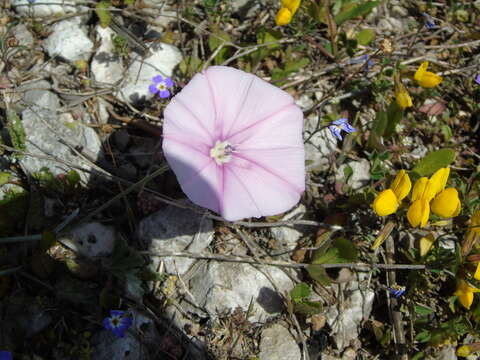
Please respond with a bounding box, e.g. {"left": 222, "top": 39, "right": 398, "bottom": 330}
{"left": 150, "top": 7, "right": 178, "bottom": 33}
{"left": 20, "top": 81, "right": 102, "bottom": 182}
{"left": 189, "top": 262, "right": 295, "bottom": 322}
{"left": 258, "top": 324, "right": 301, "bottom": 360}
{"left": 270, "top": 204, "right": 307, "bottom": 249}
{"left": 138, "top": 205, "right": 214, "bottom": 275}
{"left": 43, "top": 18, "right": 93, "bottom": 62}
{"left": 118, "top": 43, "right": 182, "bottom": 103}
{"left": 304, "top": 126, "right": 337, "bottom": 172}
{"left": 60, "top": 222, "right": 116, "bottom": 258}
{"left": 326, "top": 273, "right": 375, "bottom": 350}
{"left": 336, "top": 159, "right": 371, "bottom": 190}
{"left": 91, "top": 26, "right": 124, "bottom": 85}
{"left": 12, "top": 0, "right": 82, "bottom": 17}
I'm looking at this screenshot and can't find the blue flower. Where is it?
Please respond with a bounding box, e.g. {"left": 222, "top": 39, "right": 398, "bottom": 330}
{"left": 422, "top": 13, "right": 436, "bottom": 29}
{"left": 388, "top": 285, "right": 406, "bottom": 298}
{"left": 475, "top": 74, "right": 480, "bottom": 85}
{"left": 328, "top": 118, "right": 356, "bottom": 140}
{"left": 149, "top": 75, "right": 174, "bottom": 98}
{"left": 0, "top": 351, "right": 12, "bottom": 360}
{"left": 103, "top": 310, "right": 133, "bottom": 338}
{"left": 348, "top": 54, "right": 374, "bottom": 72}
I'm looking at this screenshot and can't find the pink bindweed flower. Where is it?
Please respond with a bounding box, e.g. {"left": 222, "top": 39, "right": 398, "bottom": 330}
{"left": 162, "top": 66, "right": 305, "bottom": 221}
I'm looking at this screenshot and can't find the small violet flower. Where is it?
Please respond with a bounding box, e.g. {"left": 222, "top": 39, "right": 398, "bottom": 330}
{"left": 103, "top": 310, "right": 132, "bottom": 338}
{"left": 348, "top": 54, "right": 374, "bottom": 72}
{"left": 149, "top": 75, "right": 174, "bottom": 98}
{"left": 475, "top": 74, "right": 480, "bottom": 85}
{"left": 388, "top": 285, "right": 406, "bottom": 298}
{"left": 422, "top": 12, "right": 436, "bottom": 29}
{"left": 328, "top": 118, "right": 356, "bottom": 140}
{"left": 0, "top": 351, "right": 12, "bottom": 360}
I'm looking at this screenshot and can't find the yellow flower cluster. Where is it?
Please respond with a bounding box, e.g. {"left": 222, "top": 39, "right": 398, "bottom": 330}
{"left": 395, "top": 61, "right": 443, "bottom": 110}
{"left": 373, "top": 168, "right": 461, "bottom": 228}
{"left": 275, "top": 0, "right": 301, "bottom": 26}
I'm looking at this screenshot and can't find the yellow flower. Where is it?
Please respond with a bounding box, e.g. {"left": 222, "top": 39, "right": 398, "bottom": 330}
{"left": 454, "top": 280, "right": 480, "bottom": 310}
{"left": 407, "top": 198, "right": 430, "bottom": 228}
{"left": 457, "top": 345, "right": 471, "bottom": 357}
{"left": 411, "top": 177, "right": 429, "bottom": 201}
{"left": 474, "top": 263, "right": 480, "bottom": 281}
{"left": 395, "top": 83, "right": 413, "bottom": 109}
{"left": 428, "top": 167, "right": 450, "bottom": 196}
{"left": 275, "top": 7, "right": 293, "bottom": 25}
{"left": 390, "top": 169, "right": 412, "bottom": 201}
{"left": 373, "top": 189, "right": 399, "bottom": 216}
{"left": 414, "top": 61, "right": 443, "bottom": 88}
{"left": 372, "top": 170, "right": 411, "bottom": 216}
{"left": 431, "top": 188, "right": 461, "bottom": 218}
{"left": 275, "top": 0, "right": 301, "bottom": 26}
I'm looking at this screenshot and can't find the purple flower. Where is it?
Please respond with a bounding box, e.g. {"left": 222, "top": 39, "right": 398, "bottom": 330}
{"left": 328, "top": 118, "right": 356, "bottom": 140}
{"left": 388, "top": 285, "right": 406, "bottom": 298}
{"left": 0, "top": 351, "right": 12, "bottom": 360}
{"left": 103, "top": 310, "right": 132, "bottom": 338}
{"left": 422, "top": 13, "right": 436, "bottom": 29}
{"left": 475, "top": 74, "right": 480, "bottom": 85}
{"left": 348, "top": 54, "right": 374, "bottom": 72}
{"left": 162, "top": 66, "right": 305, "bottom": 221}
{"left": 149, "top": 75, "right": 174, "bottom": 98}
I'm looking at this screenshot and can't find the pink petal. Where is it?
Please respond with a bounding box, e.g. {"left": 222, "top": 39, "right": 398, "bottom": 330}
{"left": 164, "top": 72, "right": 218, "bottom": 144}
{"left": 222, "top": 157, "right": 302, "bottom": 221}
{"left": 204, "top": 66, "right": 295, "bottom": 139}
{"left": 162, "top": 138, "right": 221, "bottom": 213}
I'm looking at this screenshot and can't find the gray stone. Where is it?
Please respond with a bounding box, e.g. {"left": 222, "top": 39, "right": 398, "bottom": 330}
{"left": 59, "top": 222, "right": 116, "bottom": 258}
{"left": 258, "top": 324, "right": 301, "bottom": 360}
{"left": 12, "top": 23, "right": 34, "bottom": 47}
{"left": 336, "top": 159, "right": 371, "bottom": 190}
{"left": 12, "top": 0, "right": 82, "bottom": 17}
{"left": 189, "top": 262, "right": 294, "bottom": 322}
{"left": 118, "top": 43, "right": 182, "bottom": 103}
{"left": 138, "top": 205, "right": 214, "bottom": 275}
{"left": 304, "top": 126, "right": 337, "bottom": 172}
{"left": 91, "top": 26, "right": 124, "bottom": 85}
{"left": 43, "top": 18, "right": 93, "bottom": 62}
{"left": 270, "top": 204, "right": 307, "bottom": 249}
{"left": 326, "top": 273, "right": 375, "bottom": 350}
{"left": 20, "top": 81, "right": 102, "bottom": 182}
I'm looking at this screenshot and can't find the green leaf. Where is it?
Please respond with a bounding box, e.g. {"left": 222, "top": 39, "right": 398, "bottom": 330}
{"left": 367, "top": 110, "right": 387, "bottom": 149}
{"left": 306, "top": 264, "right": 332, "bottom": 286}
{"left": 290, "top": 283, "right": 311, "bottom": 302}
{"left": 414, "top": 304, "right": 435, "bottom": 316}
{"left": 294, "top": 301, "right": 323, "bottom": 316}
{"left": 0, "top": 172, "right": 11, "bottom": 187}
{"left": 384, "top": 101, "right": 403, "bottom": 138}
{"left": 412, "top": 149, "right": 456, "bottom": 176}
{"left": 110, "top": 237, "right": 144, "bottom": 276}
{"left": 66, "top": 170, "right": 80, "bottom": 186}
{"left": 6, "top": 110, "right": 26, "bottom": 157}
{"left": 415, "top": 329, "right": 431, "bottom": 343}
{"left": 208, "top": 31, "right": 232, "bottom": 65}
{"left": 356, "top": 28, "right": 375, "bottom": 45}
{"left": 95, "top": 1, "right": 112, "bottom": 28}
{"left": 179, "top": 55, "right": 202, "bottom": 77}
{"left": 313, "top": 237, "right": 358, "bottom": 264}
{"left": 335, "top": 1, "right": 380, "bottom": 26}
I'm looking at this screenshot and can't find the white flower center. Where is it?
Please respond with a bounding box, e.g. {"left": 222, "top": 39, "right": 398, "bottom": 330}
{"left": 210, "top": 140, "right": 234, "bottom": 165}
{"left": 157, "top": 82, "right": 166, "bottom": 91}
